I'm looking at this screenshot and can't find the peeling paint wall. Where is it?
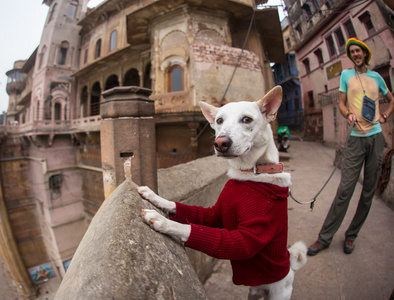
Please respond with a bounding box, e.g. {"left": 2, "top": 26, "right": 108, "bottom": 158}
{"left": 192, "top": 43, "right": 265, "bottom": 105}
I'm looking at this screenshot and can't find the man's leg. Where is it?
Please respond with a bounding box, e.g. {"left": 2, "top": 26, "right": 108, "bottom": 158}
{"left": 317, "top": 136, "right": 365, "bottom": 246}
{"left": 345, "top": 133, "right": 385, "bottom": 241}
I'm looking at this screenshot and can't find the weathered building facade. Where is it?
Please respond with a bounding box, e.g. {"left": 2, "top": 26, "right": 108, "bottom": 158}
{"left": 0, "top": 0, "right": 285, "bottom": 297}
{"left": 273, "top": 16, "right": 304, "bottom": 131}
{"left": 285, "top": 0, "right": 394, "bottom": 143}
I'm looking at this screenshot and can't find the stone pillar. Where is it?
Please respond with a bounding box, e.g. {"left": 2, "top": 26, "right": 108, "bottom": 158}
{"left": 101, "top": 86, "right": 157, "bottom": 199}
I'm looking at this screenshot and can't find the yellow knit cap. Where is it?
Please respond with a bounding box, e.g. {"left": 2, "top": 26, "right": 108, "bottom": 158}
{"left": 345, "top": 38, "right": 371, "bottom": 64}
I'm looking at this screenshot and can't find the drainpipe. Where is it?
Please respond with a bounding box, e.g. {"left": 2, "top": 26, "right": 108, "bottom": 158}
{"left": 100, "top": 86, "right": 157, "bottom": 199}
{"left": 0, "top": 170, "right": 37, "bottom": 299}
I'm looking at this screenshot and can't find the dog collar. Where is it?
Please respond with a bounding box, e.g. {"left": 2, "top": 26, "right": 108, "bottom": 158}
{"left": 241, "top": 163, "right": 284, "bottom": 175}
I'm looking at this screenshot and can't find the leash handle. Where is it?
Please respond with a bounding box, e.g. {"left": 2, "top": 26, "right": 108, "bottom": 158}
{"left": 310, "top": 199, "right": 315, "bottom": 211}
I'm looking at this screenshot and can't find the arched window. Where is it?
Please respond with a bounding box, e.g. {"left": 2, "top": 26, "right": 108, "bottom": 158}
{"left": 58, "top": 41, "right": 69, "bottom": 65}
{"left": 44, "top": 96, "right": 52, "bottom": 120}
{"left": 110, "top": 30, "right": 117, "bottom": 51}
{"left": 54, "top": 103, "right": 61, "bottom": 120}
{"left": 95, "top": 39, "right": 102, "bottom": 58}
{"left": 123, "top": 68, "right": 140, "bottom": 86}
{"left": 168, "top": 65, "right": 183, "bottom": 92}
{"left": 302, "top": 3, "right": 312, "bottom": 18}
{"left": 81, "top": 86, "right": 88, "bottom": 117}
{"left": 302, "top": 58, "right": 310, "bottom": 74}
{"left": 359, "top": 11, "right": 376, "bottom": 36}
{"left": 105, "top": 75, "right": 119, "bottom": 90}
{"left": 90, "top": 82, "right": 101, "bottom": 116}
{"left": 143, "top": 63, "right": 151, "bottom": 89}
{"left": 67, "top": 0, "right": 78, "bottom": 18}
{"left": 314, "top": 48, "right": 323, "bottom": 65}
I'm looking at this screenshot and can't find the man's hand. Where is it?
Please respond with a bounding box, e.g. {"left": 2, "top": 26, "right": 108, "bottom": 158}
{"left": 379, "top": 113, "right": 388, "bottom": 124}
{"left": 347, "top": 113, "right": 357, "bottom": 126}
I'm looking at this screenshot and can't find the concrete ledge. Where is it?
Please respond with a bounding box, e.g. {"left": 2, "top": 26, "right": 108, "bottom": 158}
{"left": 55, "top": 179, "right": 207, "bottom": 300}
{"left": 158, "top": 155, "right": 229, "bottom": 202}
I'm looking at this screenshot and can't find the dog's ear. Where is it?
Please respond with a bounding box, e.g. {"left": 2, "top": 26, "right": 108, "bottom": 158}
{"left": 256, "top": 86, "right": 282, "bottom": 122}
{"left": 200, "top": 101, "right": 218, "bottom": 127}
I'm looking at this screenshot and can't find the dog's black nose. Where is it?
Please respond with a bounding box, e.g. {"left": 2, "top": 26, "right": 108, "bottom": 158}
{"left": 214, "top": 136, "right": 232, "bottom": 153}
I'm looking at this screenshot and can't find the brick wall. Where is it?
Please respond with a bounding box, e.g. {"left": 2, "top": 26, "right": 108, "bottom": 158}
{"left": 191, "top": 43, "right": 261, "bottom": 72}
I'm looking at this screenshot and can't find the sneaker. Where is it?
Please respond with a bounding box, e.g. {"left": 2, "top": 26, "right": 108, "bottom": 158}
{"left": 344, "top": 239, "right": 355, "bottom": 254}
{"left": 307, "top": 241, "right": 329, "bottom": 256}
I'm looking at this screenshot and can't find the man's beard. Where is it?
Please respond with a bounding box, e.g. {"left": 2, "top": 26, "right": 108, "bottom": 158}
{"left": 353, "top": 57, "right": 366, "bottom": 69}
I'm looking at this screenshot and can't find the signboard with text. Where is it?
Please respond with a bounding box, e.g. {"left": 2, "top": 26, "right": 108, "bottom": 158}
{"left": 326, "top": 61, "right": 342, "bottom": 80}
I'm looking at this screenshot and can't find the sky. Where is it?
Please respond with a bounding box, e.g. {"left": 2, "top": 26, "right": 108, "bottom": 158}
{"left": 0, "top": 0, "right": 284, "bottom": 114}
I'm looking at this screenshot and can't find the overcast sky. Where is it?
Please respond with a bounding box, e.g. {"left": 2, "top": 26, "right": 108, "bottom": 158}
{"left": 0, "top": 0, "right": 284, "bottom": 114}
{"left": 0, "top": 0, "right": 104, "bottom": 113}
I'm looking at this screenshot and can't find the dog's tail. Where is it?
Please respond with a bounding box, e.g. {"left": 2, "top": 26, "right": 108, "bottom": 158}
{"left": 288, "top": 241, "right": 307, "bottom": 271}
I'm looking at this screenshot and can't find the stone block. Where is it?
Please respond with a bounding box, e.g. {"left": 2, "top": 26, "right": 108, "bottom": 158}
{"left": 101, "top": 86, "right": 154, "bottom": 118}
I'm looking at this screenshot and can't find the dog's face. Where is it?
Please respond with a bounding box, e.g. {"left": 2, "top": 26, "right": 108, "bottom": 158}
{"left": 200, "top": 86, "right": 282, "bottom": 159}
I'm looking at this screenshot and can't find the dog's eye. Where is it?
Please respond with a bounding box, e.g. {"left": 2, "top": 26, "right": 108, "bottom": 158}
{"left": 242, "top": 117, "right": 253, "bottom": 124}
{"left": 216, "top": 118, "right": 223, "bottom": 125}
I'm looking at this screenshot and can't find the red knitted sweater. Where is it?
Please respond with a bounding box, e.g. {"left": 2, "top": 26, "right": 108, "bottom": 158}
{"left": 170, "top": 179, "right": 290, "bottom": 286}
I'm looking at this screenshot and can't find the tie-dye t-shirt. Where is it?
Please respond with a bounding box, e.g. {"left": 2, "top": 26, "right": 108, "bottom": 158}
{"left": 339, "top": 69, "right": 388, "bottom": 136}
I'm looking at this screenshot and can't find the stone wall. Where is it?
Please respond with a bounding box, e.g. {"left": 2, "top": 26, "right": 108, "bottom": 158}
{"left": 55, "top": 155, "right": 229, "bottom": 299}
{"left": 378, "top": 154, "right": 394, "bottom": 209}
{"left": 191, "top": 43, "right": 266, "bottom": 106}
{"left": 191, "top": 44, "right": 262, "bottom": 72}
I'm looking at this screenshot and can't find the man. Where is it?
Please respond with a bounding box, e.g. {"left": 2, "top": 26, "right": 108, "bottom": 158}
{"left": 308, "top": 38, "right": 394, "bottom": 256}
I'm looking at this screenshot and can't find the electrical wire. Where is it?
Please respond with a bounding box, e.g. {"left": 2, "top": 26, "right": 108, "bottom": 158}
{"left": 173, "top": 7, "right": 257, "bottom": 166}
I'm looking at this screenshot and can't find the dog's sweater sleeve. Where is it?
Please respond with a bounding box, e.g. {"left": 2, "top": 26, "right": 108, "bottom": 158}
{"left": 170, "top": 179, "right": 290, "bottom": 286}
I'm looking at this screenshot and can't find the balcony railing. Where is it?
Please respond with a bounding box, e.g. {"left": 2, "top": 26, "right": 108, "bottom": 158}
{"left": 71, "top": 115, "right": 101, "bottom": 131}
{"left": 1, "top": 116, "right": 102, "bottom": 135}
{"left": 2, "top": 89, "right": 202, "bottom": 135}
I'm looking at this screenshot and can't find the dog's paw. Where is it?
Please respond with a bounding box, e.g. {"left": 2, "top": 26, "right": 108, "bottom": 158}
{"left": 141, "top": 209, "right": 167, "bottom": 233}
{"left": 138, "top": 186, "right": 157, "bottom": 201}
{"left": 138, "top": 186, "right": 176, "bottom": 213}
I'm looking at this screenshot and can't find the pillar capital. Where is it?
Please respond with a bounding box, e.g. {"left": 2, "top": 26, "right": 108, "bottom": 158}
{"left": 100, "top": 86, "right": 157, "bottom": 198}
{"left": 101, "top": 86, "right": 154, "bottom": 118}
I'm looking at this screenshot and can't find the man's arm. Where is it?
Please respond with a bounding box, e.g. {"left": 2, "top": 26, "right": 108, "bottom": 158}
{"left": 380, "top": 91, "right": 394, "bottom": 123}
{"left": 339, "top": 91, "right": 356, "bottom": 126}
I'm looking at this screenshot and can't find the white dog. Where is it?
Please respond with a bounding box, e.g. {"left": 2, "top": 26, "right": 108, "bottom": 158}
{"left": 138, "top": 86, "right": 306, "bottom": 300}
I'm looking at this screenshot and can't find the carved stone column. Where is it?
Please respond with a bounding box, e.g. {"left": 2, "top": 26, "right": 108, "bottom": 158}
{"left": 101, "top": 86, "right": 158, "bottom": 198}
